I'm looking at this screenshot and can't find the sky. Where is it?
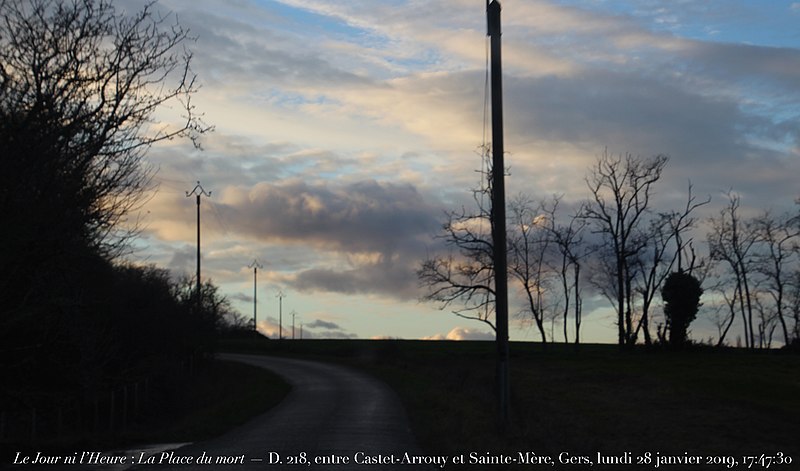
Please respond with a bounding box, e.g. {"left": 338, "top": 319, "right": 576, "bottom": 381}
{"left": 125, "top": 0, "right": 800, "bottom": 343}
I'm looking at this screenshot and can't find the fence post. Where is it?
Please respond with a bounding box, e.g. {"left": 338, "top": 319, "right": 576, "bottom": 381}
{"left": 133, "top": 382, "right": 138, "bottom": 416}
{"left": 122, "top": 386, "right": 128, "bottom": 432}
{"left": 30, "top": 408, "right": 36, "bottom": 444}
{"left": 109, "top": 390, "right": 115, "bottom": 432}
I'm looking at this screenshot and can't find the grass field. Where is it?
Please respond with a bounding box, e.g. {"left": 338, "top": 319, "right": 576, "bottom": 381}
{"left": 221, "top": 339, "right": 800, "bottom": 468}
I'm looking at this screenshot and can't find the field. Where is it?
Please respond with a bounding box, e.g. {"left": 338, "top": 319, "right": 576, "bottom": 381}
{"left": 222, "top": 339, "right": 800, "bottom": 468}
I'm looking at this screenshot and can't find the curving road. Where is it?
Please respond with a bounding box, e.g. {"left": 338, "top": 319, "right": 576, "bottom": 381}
{"left": 147, "top": 354, "right": 429, "bottom": 470}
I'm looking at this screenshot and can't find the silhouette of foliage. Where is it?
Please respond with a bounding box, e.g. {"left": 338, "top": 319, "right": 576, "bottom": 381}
{"left": 661, "top": 271, "right": 703, "bottom": 348}
{"left": 0, "top": 0, "right": 209, "bottom": 261}
{"left": 0, "top": 0, "right": 221, "bottom": 446}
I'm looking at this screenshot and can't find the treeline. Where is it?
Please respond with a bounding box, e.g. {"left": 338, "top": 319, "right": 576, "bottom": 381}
{"left": 420, "top": 150, "right": 800, "bottom": 349}
{"left": 0, "top": 253, "right": 245, "bottom": 443}
{"left": 0, "top": 0, "right": 242, "bottom": 447}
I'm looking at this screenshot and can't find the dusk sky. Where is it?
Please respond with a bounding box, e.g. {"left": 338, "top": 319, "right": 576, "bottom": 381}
{"left": 127, "top": 0, "right": 800, "bottom": 343}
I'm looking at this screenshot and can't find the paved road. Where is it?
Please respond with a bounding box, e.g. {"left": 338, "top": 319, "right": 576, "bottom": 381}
{"left": 147, "top": 354, "right": 431, "bottom": 470}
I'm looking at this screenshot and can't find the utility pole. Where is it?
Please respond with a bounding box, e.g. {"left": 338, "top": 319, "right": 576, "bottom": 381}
{"left": 291, "top": 310, "right": 297, "bottom": 339}
{"left": 488, "top": 0, "right": 510, "bottom": 428}
{"left": 276, "top": 290, "right": 286, "bottom": 340}
{"left": 248, "top": 259, "right": 263, "bottom": 333}
{"left": 186, "top": 181, "right": 211, "bottom": 307}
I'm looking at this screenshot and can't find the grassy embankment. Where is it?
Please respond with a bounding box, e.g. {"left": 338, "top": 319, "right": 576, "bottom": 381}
{"left": 118, "top": 359, "right": 291, "bottom": 446}
{"left": 1, "top": 359, "right": 290, "bottom": 458}
{"left": 221, "top": 339, "right": 800, "bottom": 463}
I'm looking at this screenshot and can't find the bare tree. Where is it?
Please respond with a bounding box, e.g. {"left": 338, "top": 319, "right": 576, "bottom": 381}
{"left": 583, "top": 150, "right": 669, "bottom": 346}
{"left": 0, "top": 0, "right": 210, "bottom": 260}
{"left": 418, "top": 163, "right": 497, "bottom": 331}
{"left": 707, "top": 192, "right": 759, "bottom": 349}
{"left": 753, "top": 210, "right": 800, "bottom": 346}
{"left": 540, "top": 196, "right": 589, "bottom": 343}
{"left": 709, "top": 287, "right": 738, "bottom": 347}
{"left": 788, "top": 270, "right": 800, "bottom": 344}
{"left": 508, "top": 195, "right": 551, "bottom": 342}
{"left": 632, "top": 183, "right": 710, "bottom": 345}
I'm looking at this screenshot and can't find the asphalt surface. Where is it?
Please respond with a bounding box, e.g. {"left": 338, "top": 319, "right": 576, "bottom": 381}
{"left": 146, "top": 354, "right": 430, "bottom": 470}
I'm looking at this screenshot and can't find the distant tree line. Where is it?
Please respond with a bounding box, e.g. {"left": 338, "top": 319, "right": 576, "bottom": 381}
{"left": 420, "top": 150, "right": 800, "bottom": 349}
{"left": 0, "top": 0, "right": 252, "bottom": 445}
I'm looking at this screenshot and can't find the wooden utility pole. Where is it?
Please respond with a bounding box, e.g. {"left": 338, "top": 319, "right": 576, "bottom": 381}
{"left": 488, "top": 0, "right": 510, "bottom": 428}
{"left": 186, "top": 182, "right": 211, "bottom": 306}
{"left": 248, "top": 259, "right": 263, "bottom": 333}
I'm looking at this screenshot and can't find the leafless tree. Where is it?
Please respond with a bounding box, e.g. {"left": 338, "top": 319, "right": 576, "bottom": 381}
{"left": 632, "top": 183, "right": 710, "bottom": 344}
{"left": 707, "top": 192, "right": 759, "bottom": 349}
{"left": 752, "top": 210, "right": 800, "bottom": 345}
{"left": 539, "top": 196, "right": 589, "bottom": 343}
{"left": 0, "top": 0, "right": 211, "bottom": 260}
{"left": 508, "top": 195, "right": 551, "bottom": 342}
{"left": 583, "top": 150, "right": 669, "bottom": 346}
{"left": 418, "top": 162, "right": 497, "bottom": 331}
{"left": 788, "top": 270, "right": 800, "bottom": 343}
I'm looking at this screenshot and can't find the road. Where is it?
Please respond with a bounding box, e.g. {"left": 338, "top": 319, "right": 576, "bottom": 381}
{"left": 146, "top": 354, "right": 430, "bottom": 470}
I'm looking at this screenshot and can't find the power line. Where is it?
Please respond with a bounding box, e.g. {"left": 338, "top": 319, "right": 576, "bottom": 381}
{"left": 207, "top": 198, "right": 231, "bottom": 236}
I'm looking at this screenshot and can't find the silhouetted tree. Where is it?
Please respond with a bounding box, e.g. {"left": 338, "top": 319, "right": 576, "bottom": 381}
{"left": 418, "top": 159, "right": 497, "bottom": 331}
{"left": 0, "top": 0, "right": 214, "bottom": 443}
{"left": 631, "top": 183, "right": 710, "bottom": 345}
{"left": 0, "top": 0, "right": 209, "bottom": 277}
{"left": 540, "top": 196, "right": 589, "bottom": 343}
{"left": 752, "top": 210, "right": 800, "bottom": 346}
{"left": 508, "top": 195, "right": 552, "bottom": 342}
{"left": 584, "top": 151, "right": 669, "bottom": 346}
{"left": 707, "top": 192, "right": 759, "bottom": 348}
{"left": 661, "top": 271, "right": 703, "bottom": 348}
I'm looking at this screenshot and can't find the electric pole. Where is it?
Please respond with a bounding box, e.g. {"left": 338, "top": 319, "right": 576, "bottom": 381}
{"left": 248, "top": 259, "right": 263, "bottom": 333}
{"left": 186, "top": 181, "right": 211, "bottom": 307}
{"left": 276, "top": 290, "right": 286, "bottom": 340}
{"left": 488, "top": 0, "right": 510, "bottom": 428}
{"left": 291, "top": 310, "right": 297, "bottom": 340}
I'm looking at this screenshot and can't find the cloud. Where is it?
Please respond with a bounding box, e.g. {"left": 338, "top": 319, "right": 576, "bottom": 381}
{"left": 197, "top": 179, "right": 442, "bottom": 299}
{"left": 305, "top": 319, "right": 341, "bottom": 330}
{"left": 285, "top": 255, "right": 419, "bottom": 299}
{"left": 228, "top": 292, "right": 254, "bottom": 304}
{"left": 256, "top": 317, "right": 287, "bottom": 339}
{"left": 167, "top": 245, "right": 196, "bottom": 276}
{"left": 302, "top": 317, "right": 357, "bottom": 339}
{"left": 217, "top": 179, "right": 440, "bottom": 252}
{"left": 424, "top": 327, "right": 494, "bottom": 341}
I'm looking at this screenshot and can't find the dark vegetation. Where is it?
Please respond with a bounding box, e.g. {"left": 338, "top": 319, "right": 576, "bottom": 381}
{"left": 0, "top": 0, "right": 278, "bottom": 455}
{"left": 1, "top": 358, "right": 289, "bottom": 462}
{"left": 660, "top": 271, "right": 704, "bottom": 347}
{"left": 226, "top": 338, "right": 800, "bottom": 469}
